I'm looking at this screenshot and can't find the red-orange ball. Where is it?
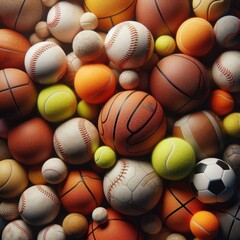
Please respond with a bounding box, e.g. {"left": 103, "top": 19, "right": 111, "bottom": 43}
{"left": 190, "top": 211, "right": 220, "bottom": 240}
{"left": 208, "top": 89, "right": 234, "bottom": 116}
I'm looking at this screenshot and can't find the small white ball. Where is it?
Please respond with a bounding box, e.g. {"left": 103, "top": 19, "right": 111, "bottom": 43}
{"left": 92, "top": 207, "right": 108, "bottom": 224}
{"left": 42, "top": 158, "right": 68, "bottom": 184}
{"left": 119, "top": 70, "right": 140, "bottom": 89}
{"left": 37, "top": 224, "right": 66, "bottom": 240}
{"left": 80, "top": 12, "right": 98, "bottom": 30}
{"left": 140, "top": 212, "right": 162, "bottom": 235}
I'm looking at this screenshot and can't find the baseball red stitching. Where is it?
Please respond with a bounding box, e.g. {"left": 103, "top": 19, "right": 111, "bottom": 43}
{"left": 144, "top": 30, "right": 153, "bottom": 63}
{"left": 106, "top": 159, "right": 129, "bottom": 204}
{"left": 37, "top": 185, "right": 60, "bottom": 206}
{"left": 53, "top": 133, "right": 66, "bottom": 160}
{"left": 12, "top": 221, "right": 32, "bottom": 240}
{"left": 47, "top": 3, "right": 61, "bottom": 28}
{"left": 42, "top": 224, "right": 52, "bottom": 240}
{"left": 215, "top": 57, "right": 234, "bottom": 86}
{"left": 18, "top": 193, "right": 26, "bottom": 215}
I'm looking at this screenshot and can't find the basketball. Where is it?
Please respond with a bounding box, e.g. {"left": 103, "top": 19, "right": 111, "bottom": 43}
{"left": 176, "top": 17, "right": 215, "bottom": 57}
{"left": 83, "top": 0, "right": 137, "bottom": 32}
{"left": 159, "top": 180, "right": 205, "bottom": 234}
{"left": 136, "top": 0, "right": 190, "bottom": 38}
{"left": 58, "top": 169, "right": 104, "bottom": 215}
{"left": 74, "top": 64, "right": 117, "bottom": 104}
{"left": 8, "top": 117, "right": 53, "bottom": 165}
{"left": 0, "top": 68, "right": 37, "bottom": 119}
{"left": 0, "top": 29, "right": 30, "bottom": 69}
{"left": 150, "top": 54, "right": 211, "bottom": 114}
{"left": 98, "top": 90, "right": 167, "bottom": 156}
{"left": 173, "top": 111, "right": 225, "bottom": 160}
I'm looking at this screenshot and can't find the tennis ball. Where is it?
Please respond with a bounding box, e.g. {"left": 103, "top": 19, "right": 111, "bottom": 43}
{"left": 151, "top": 137, "right": 196, "bottom": 180}
{"left": 77, "top": 100, "right": 99, "bottom": 120}
{"left": 94, "top": 146, "right": 116, "bottom": 169}
{"left": 155, "top": 35, "right": 176, "bottom": 56}
{"left": 37, "top": 84, "right": 77, "bottom": 123}
{"left": 223, "top": 112, "right": 240, "bottom": 137}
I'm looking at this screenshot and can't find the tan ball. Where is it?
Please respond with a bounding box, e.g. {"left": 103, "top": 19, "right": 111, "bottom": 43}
{"left": 29, "top": 33, "right": 45, "bottom": 45}
{"left": 80, "top": 12, "right": 98, "bottom": 30}
{"left": 119, "top": 70, "right": 140, "bottom": 90}
{"left": 0, "top": 199, "right": 19, "bottom": 221}
{"left": 42, "top": 0, "right": 59, "bottom": 8}
{"left": 35, "top": 21, "right": 51, "bottom": 38}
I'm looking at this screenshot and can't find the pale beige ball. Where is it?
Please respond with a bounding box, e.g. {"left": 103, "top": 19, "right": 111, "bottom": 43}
{"left": 29, "top": 33, "right": 45, "bottom": 45}
{"left": 80, "top": 12, "right": 98, "bottom": 30}
{"left": 119, "top": 70, "right": 140, "bottom": 89}
{"left": 92, "top": 207, "right": 108, "bottom": 224}
{"left": 35, "top": 21, "right": 50, "bottom": 38}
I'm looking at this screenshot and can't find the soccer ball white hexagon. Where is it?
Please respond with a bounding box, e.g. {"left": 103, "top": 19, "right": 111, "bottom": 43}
{"left": 190, "top": 158, "right": 237, "bottom": 204}
{"left": 103, "top": 158, "right": 163, "bottom": 216}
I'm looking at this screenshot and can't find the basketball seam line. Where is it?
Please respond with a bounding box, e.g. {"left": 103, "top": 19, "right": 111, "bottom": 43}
{"left": 12, "top": 221, "right": 32, "bottom": 240}
{"left": 227, "top": 205, "right": 240, "bottom": 239}
{"left": 14, "top": 0, "right": 27, "bottom": 30}
{"left": 47, "top": 2, "right": 61, "bottom": 28}
{"left": 59, "top": 180, "right": 81, "bottom": 199}
{"left": 37, "top": 185, "right": 60, "bottom": 205}
{"left": 0, "top": 81, "right": 31, "bottom": 94}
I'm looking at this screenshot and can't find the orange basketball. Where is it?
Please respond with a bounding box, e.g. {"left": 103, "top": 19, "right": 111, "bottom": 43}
{"left": 136, "top": 0, "right": 190, "bottom": 38}
{"left": 87, "top": 208, "right": 144, "bottom": 240}
{"left": 176, "top": 17, "right": 215, "bottom": 57}
{"left": 58, "top": 169, "right": 104, "bottom": 215}
{"left": 74, "top": 64, "right": 117, "bottom": 104}
{"left": 0, "top": 29, "right": 30, "bottom": 69}
{"left": 159, "top": 180, "right": 205, "bottom": 234}
{"left": 98, "top": 90, "right": 167, "bottom": 156}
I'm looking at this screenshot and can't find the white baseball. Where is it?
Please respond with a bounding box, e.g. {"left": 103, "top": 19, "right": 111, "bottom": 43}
{"left": 104, "top": 21, "right": 154, "bottom": 69}
{"left": 92, "top": 207, "right": 108, "bottom": 224}
{"left": 53, "top": 117, "right": 100, "bottom": 165}
{"left": 0, "top": 199, "right": 19, "bottom": 221}
{"left": 42, "top": 157, "right": 68, "bottom": 184}
{"left": 2, "top": 219, "right": 34, "bottom": 240}
{"left": 47, "top": 1, "right": 84, "bottom": 43}
{"left": 212, "top": 51, "right": 240, "bottom": 92}
{"left": 80, "top": 12, "right": 98, "bottom": 30}
{"left": 24, "top": 41, "right": 67, "bottom": 84}
{"left": 37, "top": 224, "right": 66, "bottom": 240}
{"left": 18, "top": 185, "right": 61, "bottom": 226}
{"left": 119, "top": 70, "right": 140, "bottom": 89}
{"left": 103, "top": 158, "right": 163, "bottom": 216}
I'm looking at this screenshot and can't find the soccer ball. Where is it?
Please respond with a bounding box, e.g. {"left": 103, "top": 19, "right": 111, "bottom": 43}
{"left": 103, "top": 158, "right": 163, "bottom": 216}
{"left": 190, "top": 158, "right": 237, "bottom": 204}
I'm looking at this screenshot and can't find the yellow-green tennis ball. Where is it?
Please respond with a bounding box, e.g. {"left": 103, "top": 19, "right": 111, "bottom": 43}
{"left": 37, "top": 84, "right": 77, "bottom": 122}
{"left": 77, "top": 100, "right": 99, "bottom": 121}
{"left": 155, "top": 35, "right": 176, "bottom": 56}
{"left": 151, "top": 137, "right": 196, "bottom": 180}
{"left": 223, "top": 112, "right": 240, "bottom": 137}
{"left": 94, "top": 146, "right": 116, "bottom": 169}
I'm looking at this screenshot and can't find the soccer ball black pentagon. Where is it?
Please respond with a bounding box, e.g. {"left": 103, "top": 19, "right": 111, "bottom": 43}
{"left": 190, "top": 158, "right": 236, "bottom": 203}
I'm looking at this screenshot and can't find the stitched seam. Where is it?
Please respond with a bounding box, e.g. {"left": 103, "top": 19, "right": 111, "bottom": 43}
{"left": 37, "top": 185, "right": 59, "bottom": 205}
{"left": 53, "top": 133, "right": 66, "bottom": 160}
{"left": 47, "top": 3, "right": 61, "bottom": 28}
{"left": 43, "top": 224, "right": 52, "bottom": 240}
{"left": 12, "top": 221, "right": 31, "bottom": 240}
{"left": 144, "top": 29, "right": 153, "bottom": 63}
{"left": 18, "top": 193, "right": 26, "bottom": 215}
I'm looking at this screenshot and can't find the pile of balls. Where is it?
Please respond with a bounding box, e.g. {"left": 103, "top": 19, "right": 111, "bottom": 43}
{"left": 0, "top": 0, "right": 240, "bottom": 239}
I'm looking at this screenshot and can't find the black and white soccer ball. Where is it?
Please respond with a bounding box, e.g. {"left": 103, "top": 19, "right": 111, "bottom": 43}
{"left": 190, "top": 158, "right": 237, "bottom": 204}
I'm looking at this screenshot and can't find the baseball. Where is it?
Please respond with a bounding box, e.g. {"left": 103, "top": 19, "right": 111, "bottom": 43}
{"left": 37, "top": 224, "right": 66, "bottom": 240}
{"left": 24, "top": 41, "right": 67, "bottom": 84}
{"left": 92, "top": 207, "right": 108, "bottom": 224}
{"left": 18, "top": 185, "right": 61, "bottom": 226}
{"left": 119, "top": 70, "right": 140, "bottom": 89}
{"left": 80, "top": 12, "right": 98, "bottom": 30}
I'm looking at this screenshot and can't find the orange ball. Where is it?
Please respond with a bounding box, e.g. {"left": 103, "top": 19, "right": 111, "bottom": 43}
{"left": 190, "top": 211, "right": 220, "bottom": 240}
{"left": 74, "top": 64, "right": 116, "bottom": 104}
{"left": 176, "top": 17, "right": 215, "bottom": 57}
{"left": 208, "top": 89, "right": 234, "bottom": 116}
{"left": 27, "top": 164, "right": 47, "bottom": 185}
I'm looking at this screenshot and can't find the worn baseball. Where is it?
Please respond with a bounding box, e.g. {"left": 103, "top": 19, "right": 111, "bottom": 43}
{"left": 37, "top": 224, "right": 66, "bottom": 240}
{"left": 104, "top": 21, "right": 154, "bottom": 69}
{"left": 47, "top": 1, "right": 84, "bottom": 43}
{"left": 212, "top": 51, "right": 240, "bottom": 92}
{"left": 92, "top": 207, "right": 108, "bottom": 224}
{"left": 80, "top": 12, "right": 98, "bottom": 30}
{"left": 18, "top": 185, "right": 61, "bottom": 226}
{"left": 24, "top": 41, "right": 67, "bottom": 84}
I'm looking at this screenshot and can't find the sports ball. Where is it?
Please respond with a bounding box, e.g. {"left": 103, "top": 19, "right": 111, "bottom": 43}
{"left": 0, "top": 0, "right": 45, "bottom": 32}
{"left": 35, "top": 21, "right": 51, "bottom": 38}
{"left": 192, "top": 0, "right": 232, "bottom": 22}
{"left": 62, "top": 213, "right": 88, "bottom": 239}
{"left": 140, "top": 212, "right": 162, "bottom": 235}
{"left": 136, "top": 0, "right": 190, "bottom": 38}
{"left": 53, "top": 117, "right": 100, "bottom": 165}
{"left": 27, "top": 164, "right": 47, "bottom": 185}
{"left": 104, "top": 21, "right": 154, "bottom": 69}
{"left": 0, "top": 159, "right": 28, "bottom": 199}
{"left": 42, "top": 0, "right": 59, "bottom": 8}
{"left": 103, "top": 158, "right": 163, "bottom": 216}
{"left": 98, "top": 90, "right": 166, "bottom": 156}
{"left": 1, "top": 219, "right": 34, "bottom": 240}
{"left": 29, "top": 32, "right": 45, "bottom": 45}
{"left": 58, "top": 169, "right": 103, "bottom": 215}
{"left": 159, "top": 180, "right": 205, "bottom": 233}
{"left": 208, "top": 89, "right": 234, "bottom": 116}
{"left": 94, "top": 146, "right": 117, "bottom": 169}
{"left": 223, "top": 112, "right": 240, "bottom": 137}
{"left": 74, "top": 64, "right": 116, "bottom": 104}
{"left": 83, "top": 0, "right": 137, "bottom": 32}
{"left": 18, "top": 185, "right": 61, "bottom": 226}
{"left": 92, "top": 207, "right": 108, "bottom": 224}
{"left": 176, "top": 17, "right": 215, "bottom": 57}
{"left": 152, "top": 137, "right": 196, "bottom": 180}
{"left": 214, "top": 15, "right": 240, "bottom": 49}
{"left": 166, "top": 233, "right": 187, "bottom": 240}
{"left": 173, "top": 111, "right": 225, "bottom": 160}
{"left": 80, "top": 12, "right": 98, "bottom": 30}
{"left": 24, "top": 41, "right": 67, "bottom": 84}
{"left": 190, "top": 158, "right": 237, "bottom": 204}
{"left": 37, "top": 84, "right": 77, "bottom": 122}
{"left": 77, "top": 100, "right": 99, "bottom": 121}
{"left": 47, "top": 1, "right": 84, "bottom": 43}
{"left": 0, "top": 29, "right": 30, "bottom": 69}
{"left": 150, "top": 54, "right": 211, "bottom": 114}
{"left": 0, "top": 199, "right": 20, "bottom": 221}
{"left": 0, "top": 139, "right": 11, "bottom": 160}
{"left": 87, "top": 208, "right": 144, "bottom": 240}
{"left": 190, "top": 211, "right": 220, "bottom": 240}
{"left": 8, "top": 117, "right": 53, "bottom": 165}
{"left": 212, "top": 51, "right": 240, "bottom": 92}
{"left": 37, "top": 224, "right": 66, "bottom": 240}
{"left": 155, "top": 35, "right": 176, "bottom": 57}
{"left": 119, "top": 70, "right": 140, "bottom": 90}
{"left": 41, "top": 157, "right": 68, "bottom": 184}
